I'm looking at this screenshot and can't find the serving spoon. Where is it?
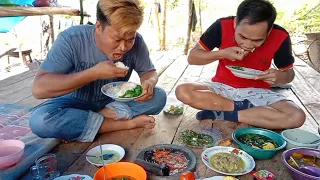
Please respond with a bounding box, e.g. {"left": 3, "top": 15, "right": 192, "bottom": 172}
{"left": 290, "top": 156, "right": 320, "bottom": 177}
{"left": 71, "top": 152, "right": 114, "bottom": 160}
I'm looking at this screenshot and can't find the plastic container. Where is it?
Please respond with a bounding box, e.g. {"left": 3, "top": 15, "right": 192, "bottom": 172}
{"left": 232, "top": 127, "right": 286, "bottom": 160}
{"left": 281, "top": 128, "right": 320, "bottom": 150}
{"left": 94, "top": 162, "right": 147, "bottom": 180}
{"left": 0, "top": 139, "right": 25, "bottom": 169}
{"left": 282, "top": 147, "right": 320, "bottom": 180}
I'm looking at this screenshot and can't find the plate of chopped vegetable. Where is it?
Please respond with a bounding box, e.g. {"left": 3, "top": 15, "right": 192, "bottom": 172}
{"left": 226, "top": 66, "right": 263, "bottom": 79}
{"left": 179, "top": 129, "right": 222, "bottom": 148}
{"left": 101, "top": 81, "right": 143, "bottom": 102}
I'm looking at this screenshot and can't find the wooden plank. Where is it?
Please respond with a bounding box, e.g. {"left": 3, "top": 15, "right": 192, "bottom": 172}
{"left": 153, "top": 52, "right": 181, "bottom": 76}
{"left": 127, "top": 57, "right": 202, "bottom": 163}
{"left": 0, "top": 70, "right": 35, "bottom": 89}
{"left": 150, "top": 51, "right": 165, "bottom": 62}
{"left": 156, "top": 55, "right": 189, "bottom": 94}
{"left": 129, "top": 51, "right": 180, "bottom": 83}
{"left": 294, "top": 57, "right": 320, "bottom": 92}
{"left": 0, "top": 76, "right": 34, "bottom": 96}
{"left": 0, "top": 86, "right": 32, "bottom": 104}
{"left": 290, "top": 66, "right": 320, "bottom": 125}
{"left": 0, "top": 7, "right": 90, "bottom": 17}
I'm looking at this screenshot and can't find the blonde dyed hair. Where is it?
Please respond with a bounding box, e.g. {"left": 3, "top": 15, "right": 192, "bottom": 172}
{"left": 97, "top": 0, "right": 144, "bottom": 33}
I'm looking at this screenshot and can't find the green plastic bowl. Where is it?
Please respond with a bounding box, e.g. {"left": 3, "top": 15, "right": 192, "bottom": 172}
{"left": 232, "top": 127, "right": 286, "bottom": 160}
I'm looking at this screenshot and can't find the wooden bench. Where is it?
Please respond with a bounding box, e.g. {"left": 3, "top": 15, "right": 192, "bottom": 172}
{"left": 8, "top": 49, "right": 33, "bottom": 65}
{"left": 0, "top": 48, "right": 16, "bottom": 64}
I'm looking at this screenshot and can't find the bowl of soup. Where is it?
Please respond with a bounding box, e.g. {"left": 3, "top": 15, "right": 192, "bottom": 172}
{"left": 86, "top": 144, "right": 125, "bottom": 167}
{"left": 93, "top": 162, "right": 147, "bottom": 180}
{"left": 232, "top": 127, "right": 286, "bottom": 160}
{"left": 282, "top": 147, "right": 320, "bottom": 180}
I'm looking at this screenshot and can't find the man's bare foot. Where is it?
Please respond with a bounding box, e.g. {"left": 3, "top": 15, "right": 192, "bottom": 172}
{"left": 98, "top": 107, "right": 117, "bottom": 119}
{"left": 129, "top": 115, "right": 156, "bottom": 129}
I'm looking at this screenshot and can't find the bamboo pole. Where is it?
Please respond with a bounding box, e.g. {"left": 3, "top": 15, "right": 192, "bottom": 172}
{"left": 0, "top": 7, "right": 90, "bottom": 17}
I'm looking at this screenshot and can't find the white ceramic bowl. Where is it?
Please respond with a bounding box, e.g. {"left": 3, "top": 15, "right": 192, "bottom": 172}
{"left": 0, "top": 139, "right": 25, "bottom": 169}
{"left": 86, "top": 144, "right": 125, "bottom": 166}
{"left": 281, "top": 129, "right": 320, "bottom": 150}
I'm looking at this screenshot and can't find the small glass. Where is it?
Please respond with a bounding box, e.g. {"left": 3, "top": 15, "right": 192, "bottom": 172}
{"left": 30, "top": 154, "right": 60, "bottom": 180}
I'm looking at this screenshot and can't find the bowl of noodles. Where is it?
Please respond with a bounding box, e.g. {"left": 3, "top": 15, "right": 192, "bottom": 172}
{"left": 93, "top": 162, "right": 147, "bottom": 180}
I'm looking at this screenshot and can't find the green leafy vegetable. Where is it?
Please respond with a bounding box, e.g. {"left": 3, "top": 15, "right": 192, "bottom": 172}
{"left": 164, "top": 105, "right": 184, "bottom": 115}
{"left": 180, "top": 130, "right": 214, "bottom": 147}
{"left": 238, "top": 133, "right": 278, "bottom": 149}
{"left": 119, "top": 85, "right": 143, "bottom": 98}
{"left": 231, "top": 66, "right": 244, "bottom": 71}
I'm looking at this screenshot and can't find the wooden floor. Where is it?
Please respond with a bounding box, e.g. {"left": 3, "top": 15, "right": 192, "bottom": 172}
{"left": 1, "top": 51, "right": 320, "bottom": 180}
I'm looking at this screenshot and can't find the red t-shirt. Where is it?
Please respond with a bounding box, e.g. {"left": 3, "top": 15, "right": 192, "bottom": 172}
{"left": 199, "top": 17, "right": 294, "bottom": 89}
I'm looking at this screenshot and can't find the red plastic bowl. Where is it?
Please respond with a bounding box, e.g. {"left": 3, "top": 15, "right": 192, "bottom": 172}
{"left": 0, "top": 140, "right": 25, "bottom": 169}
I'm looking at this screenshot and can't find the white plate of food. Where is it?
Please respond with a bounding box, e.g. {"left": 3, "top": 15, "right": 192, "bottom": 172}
{"left": 86, "top": 144, "right": 125, "bottom": 167}
{"left": 226, "top": 65, "right": 263, "bottom": 79}
{"left": 101, "top": 81, "right": 143, "bottom": 102}
{"left": 202, "top": 176, "right": 238, "bottom": 180}
{"left": 201, "top": 146, "right": 255, "bottom": 176}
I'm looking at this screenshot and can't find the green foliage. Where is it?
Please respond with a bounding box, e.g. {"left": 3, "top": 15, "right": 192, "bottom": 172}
{"left": 278, "top": 3, "right": 320, "bottom": 34}
{"left": 169, "top": 0, "right": 179, "bottom": 10}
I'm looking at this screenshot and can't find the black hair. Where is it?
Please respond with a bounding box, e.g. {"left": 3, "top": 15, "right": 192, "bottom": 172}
{"left": 96, "top": 2, "right": 109, "bottom": 28}
{"left": 236, "top": 0, "right": 277, "bottom": 31}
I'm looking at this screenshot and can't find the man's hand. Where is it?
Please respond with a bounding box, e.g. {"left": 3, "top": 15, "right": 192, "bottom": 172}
{"left": 255, "top": 68, "right": 286, "bottom": 85}
{"left": 136, "top": 80, "right": 154, "bottom": 102}
{"left": 220, "top": 47, "right": 250, "bottom": 61}
{"left": 92, "top": 61, "right": 128, "bottom": 79}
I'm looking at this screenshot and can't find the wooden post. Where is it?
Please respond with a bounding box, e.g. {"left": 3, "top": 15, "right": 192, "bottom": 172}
{"left": 79, "top": 0, "right": 84, "bottom": 24}
{"left": 160, "top": 0, "right": 167, "bottom": 50}
{"left": 154, "top": 0, "right": 162, "bottom": 50}
{"left": 198, "top": 0, "right": 202, "bottom": 34}
{"left": 49, "top": 15, "right": 55, "bottom": 44}
{"left": 0, "top": 7, "right": 90, "bottom": 17}
{"left": 184, "top": 0, "right": 193, "bottom": 55}
{"left": 13, "top": 29, "right": 26, "bottom": 66}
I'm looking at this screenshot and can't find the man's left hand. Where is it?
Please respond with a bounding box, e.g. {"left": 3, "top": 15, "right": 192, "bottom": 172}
{"left": 136, "top": 80, "right": 154, "bottom": 102}
{"left": 255, "top": 68, "right": 285, "bottom": 85}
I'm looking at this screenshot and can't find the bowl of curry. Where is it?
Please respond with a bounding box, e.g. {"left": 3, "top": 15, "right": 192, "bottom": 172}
{"left": 201, "top": 146, "right": 255, "bottom": 176}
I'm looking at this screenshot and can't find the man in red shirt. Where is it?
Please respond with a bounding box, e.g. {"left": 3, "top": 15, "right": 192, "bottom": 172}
{"left": 175, "top": 0, "right": 305, "bottom": 129}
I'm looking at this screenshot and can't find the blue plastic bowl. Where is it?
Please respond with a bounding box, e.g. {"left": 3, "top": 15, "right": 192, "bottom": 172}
{"left": 232, "top": 127, "right": 286, "bottom": 160}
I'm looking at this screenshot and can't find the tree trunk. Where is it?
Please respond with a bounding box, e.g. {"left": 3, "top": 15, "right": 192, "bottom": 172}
{"left": 184, "top": 0, "right": 193, "bottom": 55}
{"left": 49, "top": 15, "right": 55, "bottom": 44}
{"left": 154, "top": 0, "right": 162, "bottom": 49}
{"left": 160, "top": 0, "right": 167, "bottom": 50}
{"left": 198, "top": 0, "right": 202, "bottom": 34}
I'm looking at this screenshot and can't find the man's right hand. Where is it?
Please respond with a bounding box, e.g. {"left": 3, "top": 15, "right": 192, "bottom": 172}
{"left": 92, "top": 61, "right": 128, "bottom": 79}
{"left": 220, "top": 47, "right": 249, "bottom": 61}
